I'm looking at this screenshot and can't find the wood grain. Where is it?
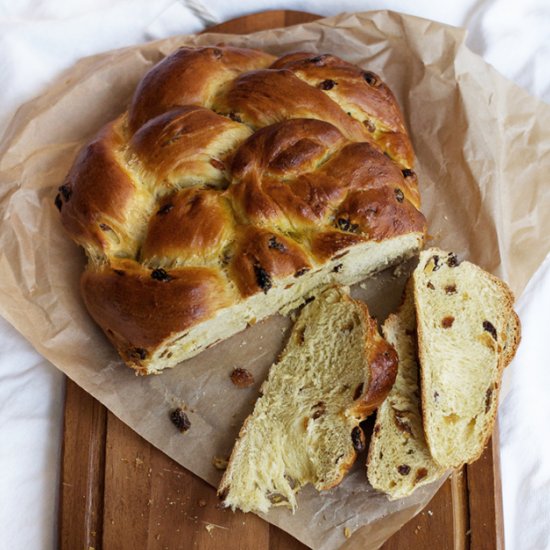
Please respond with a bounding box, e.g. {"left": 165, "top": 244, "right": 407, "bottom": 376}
{"left": 59, "top": 10, "right": 504, "bottom": 550}
{"left": 59, "top": 380, "right": 107, "bottom": 550}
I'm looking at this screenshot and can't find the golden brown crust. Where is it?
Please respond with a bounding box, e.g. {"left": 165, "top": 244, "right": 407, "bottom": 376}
{"left": 58, "top": 119, "right": 137, "bottom": 253}
{"left": 129, "top": 46, "right": 276, "bottom": 133}
{"left": 229, "top": 227, "right": 312, "bottom": 297}
{"left": 270, "top": 52, "right": 414, "bottom": 168}
{"left": 58, "top": 45, "right": 426, "bottom": 372}
{"left": 218, "top": 68, "right": 370, "bottom": 142}
{"left": 335, "top": 186, "right": 427, "bottom": 241}
{"left": 130, "top": 105, "right": 250, "bottom": 188}
{"left": 81, "top": 261, "right": 232, "bottom": 370}
{"left": 354, "top": 307, "right": 399, "bottom": 416}
{"left": 141, "top": 188, "right": 234, "bottom": 264}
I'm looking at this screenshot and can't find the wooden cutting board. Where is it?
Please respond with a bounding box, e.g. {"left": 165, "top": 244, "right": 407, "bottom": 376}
{"left": 59, "top": 10, "right": 504, "bottom": 550}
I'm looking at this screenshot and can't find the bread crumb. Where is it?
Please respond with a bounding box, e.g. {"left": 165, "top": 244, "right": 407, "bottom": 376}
{"left": 212, "top": 456, "right": 229, "bottom": 470}
{"left": 427, "top": 510, "right": 433, "bottom": 516}
{"left": 198, "top": 499, "right": 207, "bottom": 507}
{"left": 203, "top": 522, "right": 229, "bottom": 536}
{"left": 230, "top": 367, "right": 255, "bottom": 388}
{"left": 344, "top": 527, "right": 351, "bottom": 539}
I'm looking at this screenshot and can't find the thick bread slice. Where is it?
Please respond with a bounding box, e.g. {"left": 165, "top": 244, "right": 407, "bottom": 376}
{"left": 367, "top": 282, "right": 446, "bottom": 499}
{"left": 218, "top": 286, "right": 398, "bottom": 513}
{"left": 414, "top": 248, "right": 520, "bottom": 468}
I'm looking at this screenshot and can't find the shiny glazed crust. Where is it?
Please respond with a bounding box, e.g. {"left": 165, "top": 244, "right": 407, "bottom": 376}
{"left": 56, "top": 46, "right": 426, "bottom": 373}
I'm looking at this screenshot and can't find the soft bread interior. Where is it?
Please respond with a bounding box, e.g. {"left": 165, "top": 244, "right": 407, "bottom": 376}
{"left": 218, "top": 286, "right": 395, "bottom": 513}
{"left": 367, "top": 282, "right": 445, "bottom": 499}
{"left": 142, "top": 233, "right": 422, "bottom": 374}
{"left": 414, "top": 248, "right": 517, "bottom": 468}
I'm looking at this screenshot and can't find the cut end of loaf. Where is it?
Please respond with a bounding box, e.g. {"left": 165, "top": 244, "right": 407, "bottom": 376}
{"left": 414, "top": 248, "right": 519, "bottom": 468}
{"left": 96, "top": 233, "right": 422, "bottom": 375}
{"left": 218, "top": 286, "right": 397, "bottom": 513}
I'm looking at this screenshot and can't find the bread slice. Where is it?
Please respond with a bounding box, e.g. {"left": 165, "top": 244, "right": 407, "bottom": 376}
{"left": 367, "top": 282, "right": 446, "bottom": 498}
{"left": 218, "top": 286, "right": 398, "bottom": 513}
{"left": 414, "top": 248, "right": 520, "bottom": 468}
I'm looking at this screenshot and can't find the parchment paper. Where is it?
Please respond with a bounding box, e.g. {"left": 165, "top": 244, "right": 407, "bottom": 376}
{"left": 1, "top": 10, "right": 549, "bottom": 550}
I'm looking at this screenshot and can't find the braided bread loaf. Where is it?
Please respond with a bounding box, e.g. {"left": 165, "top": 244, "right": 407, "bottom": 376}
{"left": 56, "top": 46, "right": 426, "bottom": 374}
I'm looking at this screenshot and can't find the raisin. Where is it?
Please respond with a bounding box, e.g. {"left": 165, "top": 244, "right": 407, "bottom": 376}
{"left": 363, "top": 71, "right": 379, "bottom": 86}
{"left": 228, "top": 112, "right": 242, "bottom": 123}
{"left": 373, "top": 424, "right": 381, "bottom": 435}
{"left": 441, "top": 316, "right": 455, "bottom": 328}
{"left": 319, "top": 79, "right": 336, "bottom": 90}
{"left": 445, "top": 284, "right": 457, "bottom": 294}
{"left": 397, "top": 464, "right": 411, "bottom": 475}
{"left": 268, "top": 236, "right": 286, "bottom": 252}
{"left": 333, "top": 263, "right": 343, "bottom": 273}
{"left": 170, "top": 408, "right": 191, "bottom": 432}
{"left": 337, "top": 218, "right": 359, "bottom": 232}
{"left": 58, "top": 183, "right": 72, "bottom": 201}
{"left": 294, "top": 268, "right": 309, "bottom": 277}
{"left": 151, "top": 268, "right": 172, "bottom": 282}
{"left": 351, "top": 426, "right": 365, "bottom": 452}
{"left": 427, "top": 281, "right": 435, "bottom": 290}
{"left": 157, "top": 203, "right": 173, "bottom": 215}
{"left": 433, "top": 391, "right": 439, "bottom": 402}
{"left": 113, "top": 269, "right": 125, "bottom": 276}
{"left": 394, "top": 410, "right": 414, "bottom": 436}
{"left": 54, "top": 194, "right": 63, "bottom": 211}
{"left": 395, "top": 188, "right": 404, "bottom": 202}
{"left": 131, "top": 348, "right": 147, "bottom": 360}
{"left": 402, "top": 168, "right": 415, "bottom": 178}
{"left": 485, "top": 387, "right": 493, "bottom": 413}
{"left": 431, "top": 255, "right": 441, "bottom": 271}
{"left": 253, "top": 264, "right": 272, "bottom": 293}
{"left": 309, "top": 55, "right": 325, "bottom": 65}
{"left": 483, "top": 320, "right": 497, "bottom": 340}
{"left": 415, "top": 468, "right": 428, "bottom": 482}
{"left": 353, "top": 383, "right": 364, "bottom": 400}
{"left": 210, "top": 158, "right": 225, "bottom": 170}
{"left": 337, "top": 217, "right": 351, "bottom": 231}
{"left": 447, "top": 253, "right": 460, "bottom": 267}
{"left": 230, "top": 368, "right": 254, "bottom": 388}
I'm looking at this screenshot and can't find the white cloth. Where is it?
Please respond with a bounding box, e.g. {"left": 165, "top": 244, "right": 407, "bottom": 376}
{"left": 0, "top": 1, "right": 548, "bottom": 549}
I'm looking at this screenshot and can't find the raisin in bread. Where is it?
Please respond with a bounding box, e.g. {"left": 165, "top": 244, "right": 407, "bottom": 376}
{"left": 414, "top": 248, "right": 520, "bottom": 468}
{"left": 367, "top": 282, "right": 445, "bottom": 498}
{"left": 218, "top": 286, "right": 397, "bottom": 513}
{"left": 55, "top": 45, "right": 426, "bottom": 374}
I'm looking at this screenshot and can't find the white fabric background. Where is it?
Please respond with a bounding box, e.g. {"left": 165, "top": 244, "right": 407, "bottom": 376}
{"left": 0, "top": 1, "right": 548, "bottom": 549}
